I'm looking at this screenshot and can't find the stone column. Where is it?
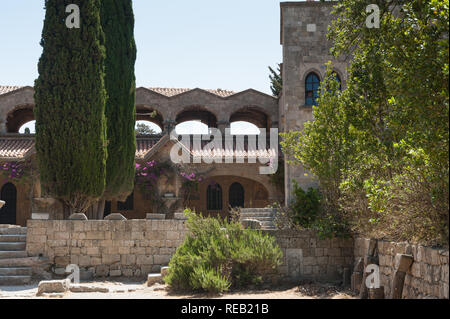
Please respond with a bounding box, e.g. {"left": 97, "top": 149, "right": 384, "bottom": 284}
{"left": 0, "top": 119, "right": 7, "bottom": 134}
{"left": 163, "top": 120, "right": 176, "bottom": 134}
{"left": 217, "top": 120, "right": 230, "bottom": 135}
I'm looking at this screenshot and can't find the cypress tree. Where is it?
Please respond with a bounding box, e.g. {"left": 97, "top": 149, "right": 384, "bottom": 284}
{"left": 101, "top": 0, "right": 137, "bottom": 202}
{"left": 34, "top": 0, "right": 107, "bottom": 216}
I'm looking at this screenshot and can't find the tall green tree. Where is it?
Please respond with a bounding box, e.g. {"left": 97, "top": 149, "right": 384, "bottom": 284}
{"left": 269, "top": 64, "right": 282, "bottom": 98}
{"left": 101, "top": 0, "right": 137, "bottom": 203}
{"left": 282, "top": 0, "right": 449, "bottom": 245}
{"left": 34, "top": 0, "right": 107, "bottom": 216}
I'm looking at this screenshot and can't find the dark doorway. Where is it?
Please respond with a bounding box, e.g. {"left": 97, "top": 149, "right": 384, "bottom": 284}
{"left": 207, "top": 184, "right": 222, "bottom": 211}
{"left": 229, "top": 182, "right": 245, "bottom": 208}
{"left": 0, "top": 183, "right": 17, "bottom": 225}
{"left": 104, "top": 201, "right": 112, "bottom": 217}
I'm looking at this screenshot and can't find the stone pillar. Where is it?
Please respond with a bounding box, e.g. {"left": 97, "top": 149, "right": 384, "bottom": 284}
{"left": 217, "top": 120, "right": 230, "bottom": 135}
{"left": 0, "top": 119, "right": 7, "bottom": 134}
{"left": 163, "top": 120, "right": 176, "bottom": 134}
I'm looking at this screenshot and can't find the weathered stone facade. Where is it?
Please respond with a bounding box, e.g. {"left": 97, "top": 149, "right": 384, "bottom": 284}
{"left": 26, "top": 219, "right": 354, "bottom": 283}
{"left": 279, "top": 2, "right": 349, "bottom": 203}
{"left": 354, "top": 238, "right": 449, "bottom": 299}
{"left": 267, "top": 229, "right": 354, "bottom": 282}
{"left": 26, "top": 219, "right": 187, "bottom": 278}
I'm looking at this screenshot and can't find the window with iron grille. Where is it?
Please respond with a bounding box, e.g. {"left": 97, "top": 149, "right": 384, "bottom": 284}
{"left": 207, "top": 184, "right": 222, "bottom": 211}
{"left": 305, "top": 72, "right": 321, "bottom": 106}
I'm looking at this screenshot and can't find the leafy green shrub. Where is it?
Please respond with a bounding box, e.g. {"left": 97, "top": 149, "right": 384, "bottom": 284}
{"left": 291, "top": 181, "right": 321, "bottom": 228}
{"left": 290, "top": 181, "right": 350, "bottom": 239}
{"left": 164, "top": 209, "right": 283, "bottom": 294}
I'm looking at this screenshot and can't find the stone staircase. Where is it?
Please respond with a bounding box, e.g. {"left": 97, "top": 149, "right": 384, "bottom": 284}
{"left": 0, "top": 225, "right": 32, "bottom": 286}
{"left": 239, "top": 208, "right": 277, "bottom": 230}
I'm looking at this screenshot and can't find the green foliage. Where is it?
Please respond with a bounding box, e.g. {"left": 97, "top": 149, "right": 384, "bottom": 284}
{"left": 34, "top": 0, "right": 107, "bottom": 214}
{"left": 290, "top": 181, "right": 321, "bottom": 228}
{"left": 101, "top": 0, "right": 137, "bottom": 202}
{"left": 269, "top": 64, "right": 283, "bottom": 98}
{"left": 135, "top": 123, "right": 156, "bottom": 135}
{"left": 281, "top": 1, "right": 449, "bottom": 246}
{"left": 165, "top": 209, "right": 283, "bottom": 294}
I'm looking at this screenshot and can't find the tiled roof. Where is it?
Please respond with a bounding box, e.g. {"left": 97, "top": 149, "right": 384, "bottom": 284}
{"left": 135, "top": 136, "right": 164, "bottom": 159}
{"left": 0, "top": 137, "right": 35, "bottom": 159}
{"left": 148, "top": 87, "right": 236, "bottom": 98}
{"left": 0, "top": 86, "right": 24, "bottom": 96}
{"left": 181, "top": 136, "right": 280, "bottom": 160}
{"left": 0, "top": 86, "right": 237, "bottom": 98}
{"left": 0, "top": 136, "right": 165, "bottom": 161}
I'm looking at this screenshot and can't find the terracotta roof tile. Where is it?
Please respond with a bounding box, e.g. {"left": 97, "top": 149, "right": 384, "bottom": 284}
{"left": 0, "top": 137, "right": 34, "bottom": 159}
{"left": 148, "top": 87, "right": 235, "bottom": 98}
{"left": 0, "top": 86, "right": 237, "bottom": 98}
{"left": 0, "top": 136, "right": 165, "bottom": 161}
{"left": 0, "top": 86, "right": 24, "bottom": 96}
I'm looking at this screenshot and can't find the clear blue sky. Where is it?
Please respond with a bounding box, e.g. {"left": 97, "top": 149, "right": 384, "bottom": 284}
{"left": 0, "top": 0, "right": 283, "bottom": 94}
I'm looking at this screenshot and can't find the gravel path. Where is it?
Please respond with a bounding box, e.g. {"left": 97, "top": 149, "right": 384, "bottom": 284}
{"left": 0, "top": 280, "right": 356, "bottom": 299}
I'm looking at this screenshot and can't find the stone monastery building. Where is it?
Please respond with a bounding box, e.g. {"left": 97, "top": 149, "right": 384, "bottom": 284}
{"left": 0, "top": 2, "right": 348, "bottom": 226}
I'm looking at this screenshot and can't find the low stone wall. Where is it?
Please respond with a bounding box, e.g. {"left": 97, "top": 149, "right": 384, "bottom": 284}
{"left": 26, "top": 220, "right": 186, "bottom": 278}
{"left": 26, "top": 220, "right": 354, "bottom": 282}
{"left": 354, "top": 238, "right": 449, "bottom": 299}
{"left": 266, "top": 230, "right": 354, "bottom": 282}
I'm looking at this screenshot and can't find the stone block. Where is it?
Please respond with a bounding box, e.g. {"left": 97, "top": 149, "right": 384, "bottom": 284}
{"left": 154, "top": 255, "right": 171, "bottom": 265}
{"left": 110, "top": 270, "right": 122, "bottom": 277}
{"left": 394, "top": 254, "right": 414, "bottom": 272}
{"left": 37, "top": 279, "right": 70, "bottom": 296}
{"left": 161, "top": 266, "right": 170, "bottom": 278}
{"left": 146, "top": 214, "right": 166, "bottom": 220}
{"left": 68, "top": 213, "right": 88, "bottom": 221}
{"left": 147, "top": 274, "right": 163, "bottom": 286}
{"left": 104, "top": 213, "right": 127, "bottom": 221}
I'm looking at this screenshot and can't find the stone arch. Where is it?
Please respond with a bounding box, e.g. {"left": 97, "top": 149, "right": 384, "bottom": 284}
{"left": 302, "top": 68, "right": 323, "bottom": 82}
{"left": 229, "top": 106, "right": 271, "bottom": 130}
{"left": 136, "top": 105, "right": 165, "bottom": 131}
{"left": 175, "top": 106, "right": 218, "bottom": 128}
{"left": 6, "top": 104, "right": 35, "bottom": 133}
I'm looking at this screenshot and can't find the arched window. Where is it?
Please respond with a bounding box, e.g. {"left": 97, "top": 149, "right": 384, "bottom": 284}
{"left": 332, "top": 72, "right": 342, "bottom": 90}
{"left": 229, "top": 183, "right": 245, "bottom": 208}
{"left": 207, "top": 183, "right": 222, "bottom": 211}
{"left": 305, "top": 72, "right": 321, "bottom": 106}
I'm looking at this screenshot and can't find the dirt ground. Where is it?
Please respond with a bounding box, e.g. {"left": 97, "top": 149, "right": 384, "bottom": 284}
{"left": 0, "top": 280, "right": 356, "bottom": 299}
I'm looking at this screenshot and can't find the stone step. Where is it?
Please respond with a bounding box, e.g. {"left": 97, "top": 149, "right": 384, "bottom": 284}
{"left": 0, "top": 251, "right": 28, "bottom": 259}
{"left": 241, "top": 216, "right": 274, "bottom": 222}
{"left": 0, "top": 256, "right": 49, "bottom": 268}
{"left": 240, "top": 208, "right": 277, "bottom": 213}
{"left": 0, "top": 275, "right": 32, "bottom": 286}
{"left": 240, "top": 212, "right": 276, "bottom": 218}
{"left": 0, "top": 234, "right": 27, "bottom": 242}
{"left": 0, "top": 267, "right": 32, "bottom": 276}
{"left": 0, "top": 227, "right": 27, "bottom": 235}
{"left": 0, "top": 242, "right": 26, "bottom": 251}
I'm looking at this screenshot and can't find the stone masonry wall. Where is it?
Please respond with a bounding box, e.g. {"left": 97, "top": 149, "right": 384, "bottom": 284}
{"left": 354, "top": 238, "right": 449, "bottom": 299}
{"left": 265, "top": 230, "right": 354, "bottom": 282}
{"left": 26, "top": 220, "right": 186, "bottom": 278}
{"left": 26, "top": 220, "right": 353, "bottom": 282}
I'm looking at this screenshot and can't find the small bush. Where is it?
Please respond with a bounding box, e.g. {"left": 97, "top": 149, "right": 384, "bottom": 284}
{"left": 291, "top": 181, "right": 321, "bottom": 228}
{"left": 289, "top": 181, "right": 350, "bottom": 239}
{"left": 164, "top": 209, "right": 283, "bottom": 294}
